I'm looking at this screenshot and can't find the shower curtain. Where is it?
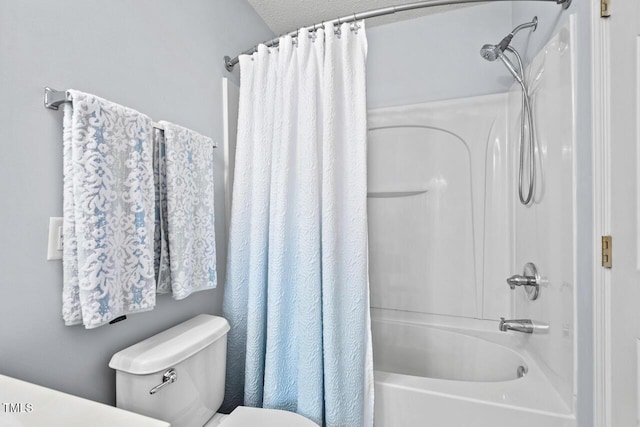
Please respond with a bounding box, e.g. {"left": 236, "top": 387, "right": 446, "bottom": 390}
{"left": 222, "top": 22, "right": 373, "bottom": 427}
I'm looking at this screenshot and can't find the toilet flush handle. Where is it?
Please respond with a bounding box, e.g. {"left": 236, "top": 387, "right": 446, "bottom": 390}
{"left": 149, "top": 368, "right": 177, "bottom": 395}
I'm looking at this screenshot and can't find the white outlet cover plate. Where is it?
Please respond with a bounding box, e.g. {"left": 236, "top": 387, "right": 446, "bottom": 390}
{"left": 47, "top": 217, "right": 63, "bottom": 261}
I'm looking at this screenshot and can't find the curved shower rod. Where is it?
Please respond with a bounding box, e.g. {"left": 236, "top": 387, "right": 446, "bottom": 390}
{"left": 223, "top": 0, "right": 571, "bottom": 71}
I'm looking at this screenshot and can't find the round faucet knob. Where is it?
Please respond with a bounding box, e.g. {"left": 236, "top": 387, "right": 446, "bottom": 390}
{"left": 505, "top": 263, "right": 541, "bottom": 300}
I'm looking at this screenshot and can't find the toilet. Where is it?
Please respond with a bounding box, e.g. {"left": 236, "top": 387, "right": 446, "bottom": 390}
{"left": 109, "top": 314, "right": 317, "bottom": 427}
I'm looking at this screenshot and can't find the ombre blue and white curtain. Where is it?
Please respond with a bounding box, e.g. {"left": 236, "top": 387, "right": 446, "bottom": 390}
{"left": 222, "top": 21, "right": 373, "bottom": 427}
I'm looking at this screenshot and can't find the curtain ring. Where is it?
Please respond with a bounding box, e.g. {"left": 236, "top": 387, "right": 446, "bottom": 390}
{"left": 351, "top": 13, "right": 360, "bottom": 34}
{"left": 273, "top": 35, "right": 283, "bottom": 53}
{"left": 335, "top": 17, "right": 342, "bottom": 36}
{"left": 309, "top": 24, "right": 317, "bottom": 41}
{"left": 267, "top": 38, "right": 277, "bottom": 54}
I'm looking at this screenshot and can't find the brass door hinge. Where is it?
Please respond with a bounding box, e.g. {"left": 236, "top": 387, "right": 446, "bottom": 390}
{"left": 602, "top": 235, "right": 612, "bottom": 268}
{"left": 601, "top": 0, "right": 611, "bottom": 18}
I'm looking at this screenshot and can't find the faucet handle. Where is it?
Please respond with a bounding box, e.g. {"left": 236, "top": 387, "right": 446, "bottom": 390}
{"left": 505, "top": 262, "right": 540, "bottom": 300}
{"left": 507, "top": 274, "right": 536, "bottom": 289}
{"left": 499, "top": 317, "right": 506, "bottom": 331}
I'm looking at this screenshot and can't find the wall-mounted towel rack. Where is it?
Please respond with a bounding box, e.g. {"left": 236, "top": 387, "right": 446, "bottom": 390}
{"left": 44, "top": 88, "right": 165, "bottom": 131}
{"left": 44, "top": 87, "right": 217, "bottom": 146}
{"left": 44, "top": 88, "right": 73, "bottom": 110}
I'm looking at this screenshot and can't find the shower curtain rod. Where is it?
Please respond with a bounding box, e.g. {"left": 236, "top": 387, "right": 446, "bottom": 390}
{"left": 223, "top": 0, "right": 571, "bottom": 71}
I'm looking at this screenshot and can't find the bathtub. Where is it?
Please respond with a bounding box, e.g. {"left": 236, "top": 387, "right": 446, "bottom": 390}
{"left": 371, "top": 310, "right": 575, "bottom": 427}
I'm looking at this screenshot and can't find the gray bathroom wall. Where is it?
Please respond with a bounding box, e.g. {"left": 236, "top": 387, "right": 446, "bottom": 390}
{"left": 365, "top": 2, "right": 513, "bottom": 109}
{"left": 0, "top": 0, "right": 272, "bottom": 405}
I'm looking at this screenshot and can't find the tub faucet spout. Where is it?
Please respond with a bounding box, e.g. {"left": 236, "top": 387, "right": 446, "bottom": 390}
{"left": 499, "top": 317, "right": 549, "bottom": 334}
{"left": 499, "top": 317, "right": 533, "bottom": 333}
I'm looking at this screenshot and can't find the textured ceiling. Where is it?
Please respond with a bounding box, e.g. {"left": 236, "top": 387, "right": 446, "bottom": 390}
{"left": 247, "top": 0, "right": 468, "bottom": 36}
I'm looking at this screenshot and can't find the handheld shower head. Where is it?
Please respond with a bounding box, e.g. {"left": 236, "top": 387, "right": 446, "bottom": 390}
{"left": 480, "top": 18, "right": 538, "bottom": 207}
{"left": 481, "top": 46, "right": 523, "bottom": 84}
{"left": 480, "top": 33, "right": 514, "bottom": 62}
{"left": 480, "top": 44, "right": 501, "bottom": 62}
{"left": 497, "top": 49, "right": 523, "bottom": 85}
{"left": 479, "top": 16, "right": 537, "bottom": 63}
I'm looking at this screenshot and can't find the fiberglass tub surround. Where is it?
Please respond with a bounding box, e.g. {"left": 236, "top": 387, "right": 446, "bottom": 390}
{"left": 372, "top": 317, "right": 528, "bottom": 382}
{"left": 371, "top": 312, "right": 574, "bottom": 426}
{"left": 511, "top": 19, "right": 576, "bottom": 410}
{"left": 367, "top": 18, "right": 576, "bottom": 427}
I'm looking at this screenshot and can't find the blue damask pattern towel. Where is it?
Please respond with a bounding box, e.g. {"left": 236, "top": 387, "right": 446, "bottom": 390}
{"left": 155, "top": 121, "right": 217, "bottom": 299}
{"left": 153, "top": 128, "right": 171, "bottom": 294}
{"left": 62, "top": 90, "right": 156, "bottom": 329}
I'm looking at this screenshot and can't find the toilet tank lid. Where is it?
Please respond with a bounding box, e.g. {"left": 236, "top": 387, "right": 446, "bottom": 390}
{"left": 108, "top": 315, "right": 230, "bottom": 375}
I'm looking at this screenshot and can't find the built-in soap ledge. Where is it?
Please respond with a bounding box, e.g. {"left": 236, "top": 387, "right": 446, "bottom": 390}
{"left": 367, "top": 189, "right": 428, "bottom": 198}
{"left": 0, "top": 374, "right": 169, "bottom": 427}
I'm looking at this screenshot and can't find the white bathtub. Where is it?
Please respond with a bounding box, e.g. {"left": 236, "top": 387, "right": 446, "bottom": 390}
{"left": 371, "top": 311, "right": 575, "bottom": 427}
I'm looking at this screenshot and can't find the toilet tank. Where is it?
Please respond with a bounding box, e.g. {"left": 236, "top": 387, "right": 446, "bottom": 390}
{"left": 109, "top": 315, "right": 230, "bottom": 427}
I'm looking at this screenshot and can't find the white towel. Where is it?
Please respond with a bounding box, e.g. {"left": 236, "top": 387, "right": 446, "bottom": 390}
{"left": 62, "top": 90, "right": 156, "bottom": 329}
{"left": 155, "top": 121, "right": 217, "bottom": 299}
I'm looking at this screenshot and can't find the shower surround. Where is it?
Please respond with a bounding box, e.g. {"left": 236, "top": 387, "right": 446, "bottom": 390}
{"left": 367, "top": 20, "right": 576, "bottom": 426}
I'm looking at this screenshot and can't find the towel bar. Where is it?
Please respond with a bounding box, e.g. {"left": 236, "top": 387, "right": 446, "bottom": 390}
{"left": 43, "top": 87, "right": 217, "bottom": 145}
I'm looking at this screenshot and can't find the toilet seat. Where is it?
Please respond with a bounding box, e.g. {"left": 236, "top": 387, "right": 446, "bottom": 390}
{"left": 213, "top": 406, "right": 318, "bottom": 427}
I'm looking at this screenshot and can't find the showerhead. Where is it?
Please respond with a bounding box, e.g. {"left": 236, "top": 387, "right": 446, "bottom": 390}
{"left": 480, "top": 44, "right": 501, "bottom": 62}
{"left": 480, "top": 16, "right": 537, "bottom": 84}
{"left": 480, "top": 34, "right": 514, "bottom": 62}
{"left": 480, "top": 16, "right": 537, "bottom": 62}
{"left": 480, "top": 45, "right": 523, "bottom": 85}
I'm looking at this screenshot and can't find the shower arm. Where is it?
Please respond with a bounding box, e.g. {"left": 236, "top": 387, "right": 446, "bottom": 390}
{"left": 223, "top": 0, "right": 571, "bottom": 71}
{"left": 495, "top": 16, "right": 538, "bottom": 53}
{"left": 510, "top": 16, "right": 538, "bottom": 38}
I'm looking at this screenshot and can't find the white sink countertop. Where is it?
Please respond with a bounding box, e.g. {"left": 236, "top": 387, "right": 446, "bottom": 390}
{"left": 0, "top": 374, "right": 170, "bottom": 427}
